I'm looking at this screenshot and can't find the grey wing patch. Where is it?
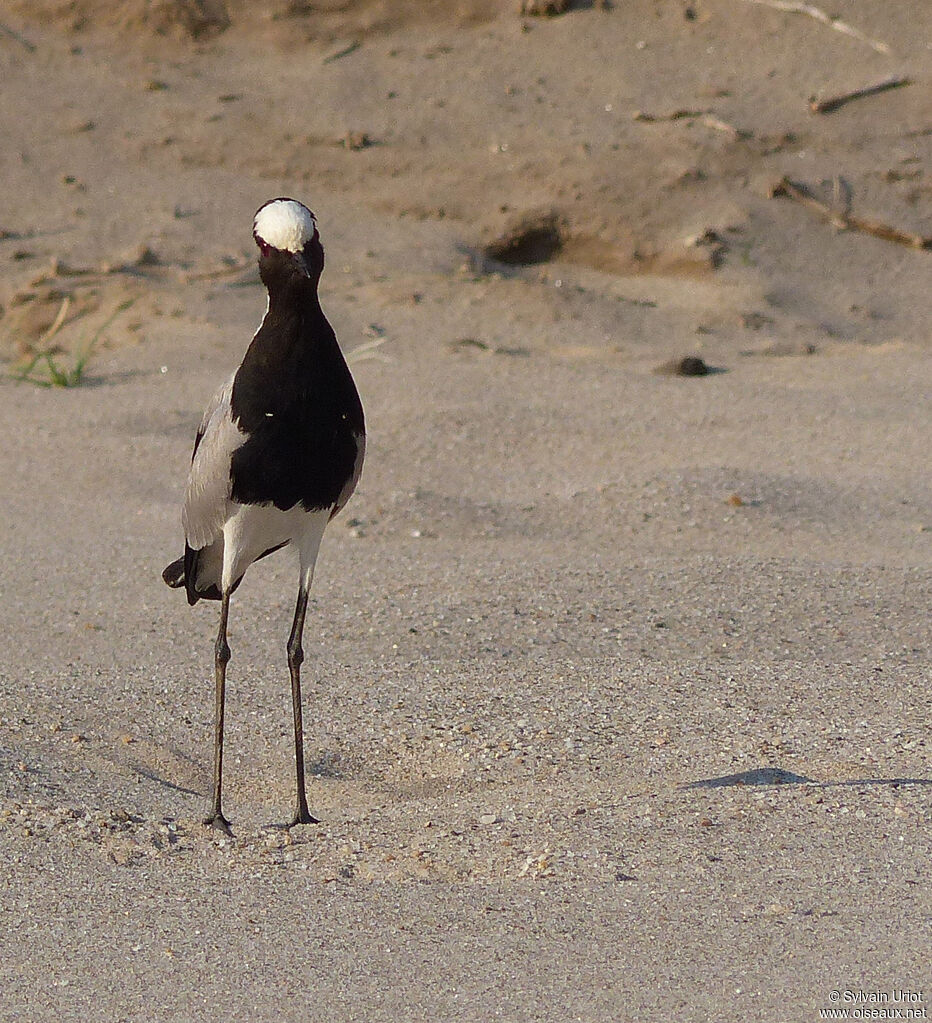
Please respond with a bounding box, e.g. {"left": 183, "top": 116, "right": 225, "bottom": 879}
{"left": 182, "top": 373, "right": 245, "bottom": 550}
{"left": 330, "top": 431, "right": 365, "bottom": 520}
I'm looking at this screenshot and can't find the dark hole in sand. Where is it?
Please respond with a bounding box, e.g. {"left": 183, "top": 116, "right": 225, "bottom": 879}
{"left": 483, "top": 212, "right": 565, "bottom": 266}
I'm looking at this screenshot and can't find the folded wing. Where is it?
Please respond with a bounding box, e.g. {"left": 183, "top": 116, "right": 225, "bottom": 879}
{"left": 182, "top": 373, "right": 244, "bottom": 551}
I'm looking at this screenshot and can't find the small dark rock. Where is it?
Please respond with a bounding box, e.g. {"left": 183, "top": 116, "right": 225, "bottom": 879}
{"left": 768, "top": 341, "right": 816, "bottom": 357}
{"left": 741, "top": 311, "right": 774, "bottom": 330}
{"left": 341, "top": 131, "right": 371, "bottom": 150}
{"left": 520, "top": 0, "right": 568, "bottom": 15}
{"left": 127, "top": 245, "right": 160, "bottom": 267}
{"left": 654, "top": 355, "right": 711, "bottom": 377}
{"left": 678, "top": 356, "right": 709, "bottom": 375}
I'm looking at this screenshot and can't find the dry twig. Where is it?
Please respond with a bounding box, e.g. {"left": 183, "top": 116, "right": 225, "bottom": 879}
{"left": 633, "top": 109, "right": 750, "bottom": 139}
{"left": 770, "top": 176, "right": 932, "bottom": 250}
{"left": 182, "top": 259, "right": 254, "bottom": 283}
{"left": 633, "top": 108, "right": 709, "bottom": 122}
{"left": 37, "top": 297, "right": 72, "bottom": 347}
{"left": 322, "top": 40, "right": 360, "bottom": 64}
{"left": 701, "top": 115, "right": 751, "bottom": 139}
{"left": 831, "top": 175, "right": 852, "bottom": 217}
{"left": 810, "top": 75, "right": 910, "bottom": 114}
{"left": 347, "top": 336, "right": 392, "bottom": 365}
{"left": 738, "top": 0, "right": 891, "bottom": 54}
{"left": 0, "top": 21, "right": 35, "bottom": 51}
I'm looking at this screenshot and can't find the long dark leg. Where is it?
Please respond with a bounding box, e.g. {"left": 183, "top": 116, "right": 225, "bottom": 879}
{"left": 287, "top": 585, "right": 319, "bottom": 826}
{"left": 205, "top": 591, "right": 232, "bottom": 834}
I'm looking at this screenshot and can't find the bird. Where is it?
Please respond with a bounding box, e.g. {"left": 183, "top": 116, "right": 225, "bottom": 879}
{"left": 162, "top": 197, "right": 365, "bottom": 833}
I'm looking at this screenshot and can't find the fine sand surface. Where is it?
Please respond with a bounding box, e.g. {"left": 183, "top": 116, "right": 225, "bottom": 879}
{"left": 0, "top": 2, "right": 930, "bottom": 1020}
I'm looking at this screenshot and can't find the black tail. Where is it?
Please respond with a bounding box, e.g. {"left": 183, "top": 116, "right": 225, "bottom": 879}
{"left": 161, "top": 549, "right": 220, "bottom": 605}
{"left": 162, "top": 557, "right": 186, "bottom": 589}
{"left": 183, "top": 543, "right": 221, "bottom": 605}
{"left": 163, "top": 541, "right": 286, "bottom": 606}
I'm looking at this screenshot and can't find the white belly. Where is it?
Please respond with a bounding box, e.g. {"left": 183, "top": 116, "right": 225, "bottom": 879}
{"left": 221, "top": 501, "right": 331, "bottom": 592}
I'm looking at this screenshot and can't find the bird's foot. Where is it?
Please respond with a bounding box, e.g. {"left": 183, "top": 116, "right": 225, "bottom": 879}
{"left": 290, "top": 807, "right": 320, "bottom": 827}
{"left": 204, "top": 812, "right": 233, "bottom": 836}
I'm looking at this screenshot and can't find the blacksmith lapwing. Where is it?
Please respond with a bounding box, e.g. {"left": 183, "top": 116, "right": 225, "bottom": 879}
{"left": 163, "top": 198, "right": 365, "bottom": 832}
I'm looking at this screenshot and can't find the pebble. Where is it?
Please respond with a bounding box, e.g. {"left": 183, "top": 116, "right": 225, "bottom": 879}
{"left": 341, "top": 131, "right": 371, "bottom": 151}
{"left": 653, "top": 355, "right": 711, "bottom": 377}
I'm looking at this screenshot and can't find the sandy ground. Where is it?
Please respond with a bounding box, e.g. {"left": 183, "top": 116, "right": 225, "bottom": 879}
{"left": 0, "top": 1, "right": 930, "bottom": 1020}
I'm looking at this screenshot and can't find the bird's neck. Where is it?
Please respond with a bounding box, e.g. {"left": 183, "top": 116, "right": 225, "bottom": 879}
{"left": 264, "top": 280, "right": 329, "bottom": 348}
{"left": 249, "top": 280, "right": 335, "bottom": 375}
{"left": 267, "top": 275, "right": 321, "bottom": 316}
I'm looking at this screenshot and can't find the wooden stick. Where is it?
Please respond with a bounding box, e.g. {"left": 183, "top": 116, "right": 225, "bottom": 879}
{"left": 633, "top": 108, "right": 709, "bottom": 122}
{"left": 182, "top": 259, "right": 254, "bottom": 283}
{"left": 322, "top": 40, "right": 360, "bottom": 64}
{"left": 37, "top": 296, "right": 72, "bottom": 347}
{"left": 738, "top": 0, "right": 891, "bottom": 54}
{"left": 770, "top": 176, "right": 847, "bottom": 229}
{"left": 770, "top": 176, "right": 932, "bottom": 250}
{"left": 701, "top": 115, "right": 752, "bottom": 139}
{"left": 831, "top": 175, "right": 851, "bottom": 217}
{"left": 634, "top": 110, "right": 750, "bottom": 138}
{"left": 810, "top": 75, "right": 910, "bottom": 114}
{"left": 348, "top": 337, "right": 392, "bottom": 365}
{"left": 0, "top": 21, "right": 36, "bottom": 52}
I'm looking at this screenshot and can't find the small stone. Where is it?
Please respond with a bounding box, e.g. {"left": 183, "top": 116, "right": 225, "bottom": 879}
{"left": 653, "top": 355, "right": 711, "bottom": 377}
{"left": 130, "top": 245, "right": 160, "bottom": 267}
{"left": 741, "top": 311, "right": 774, "bottom": 330}
{"left": 520, "top": 0, "right": 568, "bottom": 15}
{"left": 479, "top": 813, "right": 499, "bottom": 826}
{"left": 341, "top": 131, "right": 371, "bottom": 151}
{"left": 757, "top": 341, "right": 817, "bottom": 357}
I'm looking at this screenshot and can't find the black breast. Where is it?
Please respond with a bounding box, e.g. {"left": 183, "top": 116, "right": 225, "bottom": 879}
{"left": 229, "top": 301, "right": 364, "bottom": 512}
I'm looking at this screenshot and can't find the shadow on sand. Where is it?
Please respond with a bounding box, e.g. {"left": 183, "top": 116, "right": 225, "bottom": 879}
{"left": 682, "top": 767, "right": 932, "bottom": 789}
